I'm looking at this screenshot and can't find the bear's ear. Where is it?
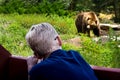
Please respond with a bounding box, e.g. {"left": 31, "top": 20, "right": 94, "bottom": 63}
{"left": 89, "top": 12, "right": 96, "bottom": 18}
{"left": 90, "top": 12, "right": 95, "bottom": 15}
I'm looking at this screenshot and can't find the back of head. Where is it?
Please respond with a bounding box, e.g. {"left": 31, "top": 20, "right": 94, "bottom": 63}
{"left": 26, "top": 22, "right": 61, "bottom": 57}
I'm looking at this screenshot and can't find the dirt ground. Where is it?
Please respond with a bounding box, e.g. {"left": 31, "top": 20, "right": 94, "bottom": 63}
{"left": 63, "top": 35, "right": 120, "bottom": 48}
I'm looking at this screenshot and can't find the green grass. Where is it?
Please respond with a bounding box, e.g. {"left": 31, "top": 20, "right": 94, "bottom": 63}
{"left": 0, "top": 14, "right": 120, "bottom": 68}
{"left": 0, "top": 13, "right": 76, "bottom": 56}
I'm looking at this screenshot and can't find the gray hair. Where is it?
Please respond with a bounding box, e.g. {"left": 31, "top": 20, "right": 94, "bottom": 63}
{"left": 25, "top": 22, "right": 61, "bottom": 56}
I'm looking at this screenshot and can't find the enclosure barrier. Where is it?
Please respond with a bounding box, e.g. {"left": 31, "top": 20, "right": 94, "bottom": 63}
{"left": 0, "top": 45, "right": 120, "bottom": 80}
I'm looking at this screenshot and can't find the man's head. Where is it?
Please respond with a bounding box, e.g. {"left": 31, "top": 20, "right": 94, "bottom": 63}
{"left": 26, "top": 23, "right": 62, "bottom": 58}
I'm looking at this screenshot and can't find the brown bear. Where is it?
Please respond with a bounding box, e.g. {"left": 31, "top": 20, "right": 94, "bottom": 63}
{"left": 75, "top": 11, "right": 101, "bottom": 37}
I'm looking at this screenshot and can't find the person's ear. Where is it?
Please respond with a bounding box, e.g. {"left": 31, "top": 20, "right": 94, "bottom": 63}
{"left": 56, "top": 36, "right": 62, "bottom": 46}
{"left": 34, "top": 52, "right": 39, "bottom": 58}
{"left": 34, "top": 52, "right": 43, "bottom": 59}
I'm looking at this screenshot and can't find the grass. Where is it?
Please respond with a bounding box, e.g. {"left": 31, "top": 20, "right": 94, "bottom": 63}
{"left": 0, "top": 13, "right": 76, "bottom": 56}
{"left": 0, "top": 13, "right": 120, "bottom": 68}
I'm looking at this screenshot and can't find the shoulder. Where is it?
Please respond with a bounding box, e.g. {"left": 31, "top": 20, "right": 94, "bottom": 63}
{"left": 67, "top": 50, "right": 81, "bottom": 56}
{"left": 59, "top": 49, "right": 82, "bottom": 57}
{"left": 29, "top": 61, "right": 50, "bottom": 78}
{"left": 67, "top": 50, "right": 87, "bottom": 62}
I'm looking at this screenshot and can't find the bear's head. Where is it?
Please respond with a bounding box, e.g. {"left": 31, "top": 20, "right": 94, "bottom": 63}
{"left": 84, "top": 12, "right": 99, "bottom": 29}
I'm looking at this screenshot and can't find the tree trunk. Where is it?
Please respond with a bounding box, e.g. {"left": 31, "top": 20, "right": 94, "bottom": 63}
{"left": 113, "top": 0, "right": 120, "bottom": 23}
{"left": 68, "top": 0, "right": 77, "bottom": 11}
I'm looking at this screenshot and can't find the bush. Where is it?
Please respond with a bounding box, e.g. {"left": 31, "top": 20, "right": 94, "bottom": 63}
{"left": 0, "top": 14, "right": 77, "bottom": 56}
{"left": 0, "top": 0, "right": 73, "bottom": 16}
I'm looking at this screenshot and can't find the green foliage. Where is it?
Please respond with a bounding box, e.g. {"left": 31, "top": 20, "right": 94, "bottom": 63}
{"left": 0, "top": 0, "right": 24, "bottom": 13}
{"left": 107, "top": 28, "right": 120, "bottom": 68}
{"left": 37, "top": 0, "right": 65, "bottom": 14}
{"left": 0, "top": 0, "right": 120, "bottom": 23}
{"left": 0, "top": 0, "right": 97, "bottom": 16}
{"left": 78, "top": 35, "right": 113, "bottom": 67}
{"left": 60, "top": 34, "right": 77, "bottom": 40}
{"left": 0, "top": 14, "right": 76, "bottom": 56}
{"left": 106, "top": 41, "right": 120, "bottom": 68}
{"left": 62, "top": 34, "right": 120, "bottom": 68}
{"left": 0, "top": 22, "right": 32, "bottom": 56}
{"left": 0, "top": 0, "right": 73, "bottom": 16}
{"left": 75, "top": 0, "right": 94, "bottom": 11}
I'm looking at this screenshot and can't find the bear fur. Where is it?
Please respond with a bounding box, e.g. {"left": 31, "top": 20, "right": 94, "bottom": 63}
{"left": 75, "top": 12, "right": 101, "bottom": 37}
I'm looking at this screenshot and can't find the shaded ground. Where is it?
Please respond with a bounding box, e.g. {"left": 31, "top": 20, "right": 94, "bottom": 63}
{"left": 63, "top": 35, "right": 120, "bottom": 48}
{"left": 63, "top": 37, "right": 81, "bottom": 47}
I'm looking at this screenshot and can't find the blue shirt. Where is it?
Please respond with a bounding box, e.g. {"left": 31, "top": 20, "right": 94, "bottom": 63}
{"left": 29, "top": 49, "right": 98, "bottom": 80}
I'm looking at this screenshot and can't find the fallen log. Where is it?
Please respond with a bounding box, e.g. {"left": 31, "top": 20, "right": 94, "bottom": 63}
{"left": 100, "top": 23, "right": 120, "bottom": 31}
